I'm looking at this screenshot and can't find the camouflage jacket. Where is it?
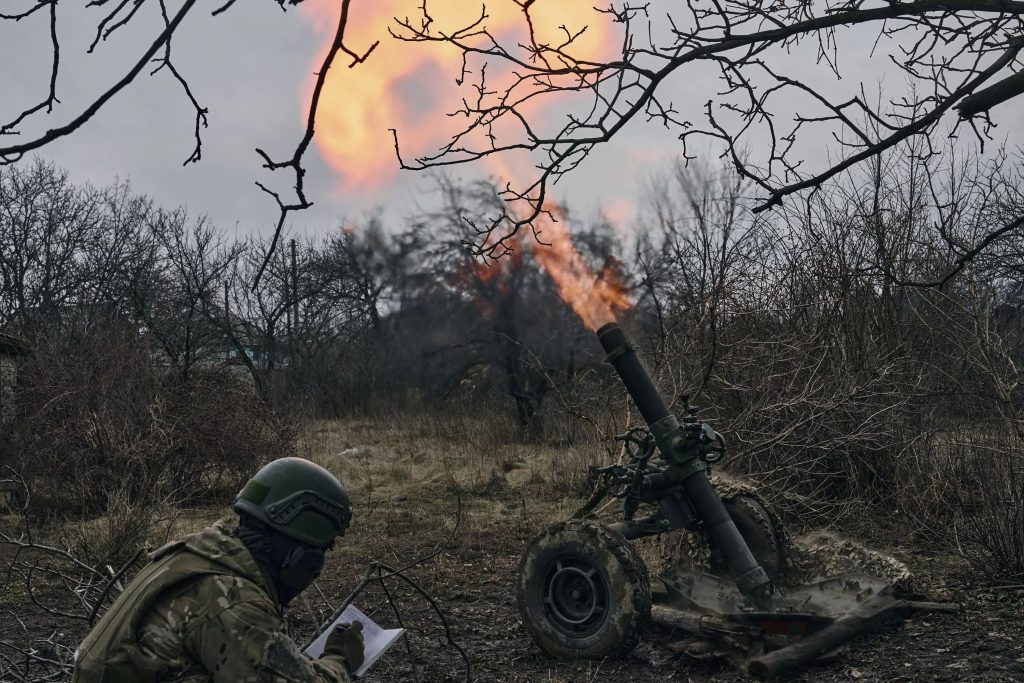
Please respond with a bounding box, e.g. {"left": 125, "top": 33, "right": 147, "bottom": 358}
{"left": 71, "top": 521, "right": 352, "bottom": 683}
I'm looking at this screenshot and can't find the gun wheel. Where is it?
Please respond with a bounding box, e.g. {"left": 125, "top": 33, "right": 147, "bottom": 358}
{"left": 711, "top": 494, "right": 786, "bottom": 580}
{"left": 517, "top": 520, "right": 650, "bottom": 659}
{"left": 661, "top": 492, "right": 786, "bottom": 582}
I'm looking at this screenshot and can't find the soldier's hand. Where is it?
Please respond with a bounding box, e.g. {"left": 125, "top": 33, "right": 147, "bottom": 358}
{"left": 323, "top": 620, "right": 364, "bottom": 673}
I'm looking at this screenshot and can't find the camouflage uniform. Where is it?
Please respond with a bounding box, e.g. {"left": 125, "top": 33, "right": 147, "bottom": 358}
{"left": 72, "top": 521, "right": 352, "bottom": 683}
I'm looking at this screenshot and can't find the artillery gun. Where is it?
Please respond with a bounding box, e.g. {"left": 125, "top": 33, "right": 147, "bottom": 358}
{"left": 516, "top": 322, "right": 954, "bottom": 678}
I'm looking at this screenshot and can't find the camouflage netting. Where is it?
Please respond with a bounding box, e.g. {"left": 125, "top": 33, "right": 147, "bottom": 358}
{"left": 787, "top": 531, "right": 913, "bottom": 590}
{"left": 660, "top": 472, "right": 913, "bottom": 592}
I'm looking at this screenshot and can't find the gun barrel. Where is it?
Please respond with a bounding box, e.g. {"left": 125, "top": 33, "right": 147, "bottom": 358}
{"left": 596, "top": 323, "right": 670, "bottom": 425}
{"left": 596, "top": 321, "right": 772, "bottom": 600}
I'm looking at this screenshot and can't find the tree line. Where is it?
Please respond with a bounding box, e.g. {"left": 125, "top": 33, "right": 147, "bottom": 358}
{"left": 3, "top": 148, "right": 1024, "bottom": 431}
{"left": 3, "top": 146, "right": 1024, "bottom": 576}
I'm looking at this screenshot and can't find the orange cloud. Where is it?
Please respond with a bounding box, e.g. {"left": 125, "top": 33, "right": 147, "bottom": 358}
{"left": 300, "top": 0, "right": 613, "bottom": 190}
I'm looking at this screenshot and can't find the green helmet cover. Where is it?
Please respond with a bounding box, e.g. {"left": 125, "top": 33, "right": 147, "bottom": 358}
{"left": 234, "top": 457, "right": 352, "bottom": 547}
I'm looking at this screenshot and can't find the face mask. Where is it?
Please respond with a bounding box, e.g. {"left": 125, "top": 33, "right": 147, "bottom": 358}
{"left": 278, "top": 544, "right": 326, "bottom": 594}
{"left": 269, "top": 531, "right": 330, "bottom": 605}
{"left": 234, "top": 514, "right": 331, "bottom": 605}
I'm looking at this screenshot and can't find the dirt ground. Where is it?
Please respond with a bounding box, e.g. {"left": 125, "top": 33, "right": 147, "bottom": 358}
{"left": 3, "top": 415, "right": 1023, "bottom": 681}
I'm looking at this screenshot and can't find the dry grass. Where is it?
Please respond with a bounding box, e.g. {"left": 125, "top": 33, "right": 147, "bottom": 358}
{"left": 295, "top": 411, "right": 616, "bottom": 505}
{"left": 293, "top": 413, "right": 675, "bottom": 613}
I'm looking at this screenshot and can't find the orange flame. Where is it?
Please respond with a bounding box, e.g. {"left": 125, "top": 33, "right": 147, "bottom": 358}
{"left": 529, "top": 208, "right": 629, "bottom": 330}
{"left": 473, "top": 153, "right": 630, "bottom": 330}
{"left": 301, "top": 1, "right": 630, "bottom": 329}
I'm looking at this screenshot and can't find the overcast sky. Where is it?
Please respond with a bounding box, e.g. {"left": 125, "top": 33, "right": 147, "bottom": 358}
{"left": 2, "top": 0, "right": 1022, "bottom": 244}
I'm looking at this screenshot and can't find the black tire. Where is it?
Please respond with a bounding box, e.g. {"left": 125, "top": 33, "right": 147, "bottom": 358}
{"left": 516, "top": 520, "right": 650, "bottom": 659}
{"left": 711, "top": 495, "right": 786, "bottom": 581}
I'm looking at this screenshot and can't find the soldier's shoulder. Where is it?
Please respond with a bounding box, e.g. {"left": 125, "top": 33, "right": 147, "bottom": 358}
{"left": 151, "top": 570, "right": 282, "bottom": 641}
{"left": 148, "top": 521, "right": 230, "bottom": 562}
{"left": 143, "top": 522, "right": 278, "bottom": 618}
{"left": 182, "top": 568, "right": 276, "bottom": 608}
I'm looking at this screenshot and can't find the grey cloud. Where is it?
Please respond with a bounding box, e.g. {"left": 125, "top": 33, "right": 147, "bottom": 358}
{"left": 1, "top": 2, "right": 1021, "bottom": 240}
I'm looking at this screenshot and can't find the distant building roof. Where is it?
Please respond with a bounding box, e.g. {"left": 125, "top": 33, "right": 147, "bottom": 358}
{"left": 0, "top": 333, "right": 30, "bottom": 356}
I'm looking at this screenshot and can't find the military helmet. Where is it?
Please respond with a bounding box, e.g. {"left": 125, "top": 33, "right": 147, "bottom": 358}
{"left": 234, "top": 457, "right": 352, "bottom": 548}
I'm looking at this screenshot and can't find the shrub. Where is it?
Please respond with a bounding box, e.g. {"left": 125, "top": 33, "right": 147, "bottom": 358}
{"left": 12, "top": 321, "right": 293, "bottom": 518}
{"left": 896, "top": 427, "right": 1024, "bottom": 581}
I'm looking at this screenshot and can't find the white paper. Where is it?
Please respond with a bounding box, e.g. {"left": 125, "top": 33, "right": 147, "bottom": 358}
{"left": 304, "top": 603, "right": 404, "bottom": 678}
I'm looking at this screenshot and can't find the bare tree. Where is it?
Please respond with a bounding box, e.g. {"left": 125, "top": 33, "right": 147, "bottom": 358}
{"left": 391, "top": 0, "right": 1024, "bottom": 270}
{"left": 0, "top": 0, "right": 376, "bottom": 284}
{"left": 410, "top": 177, "right": 620, "bottom": 435}
{"left": 0, "top": 159, "right": 154, "bottom": 334}
{"left": 219, "top": 225, "right": 411, "bottom": 401}
{"left": 127, "top": 208, "right": 242, "bottom": 375}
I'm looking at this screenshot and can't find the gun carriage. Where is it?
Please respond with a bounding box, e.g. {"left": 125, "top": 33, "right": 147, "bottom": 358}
{"left": 516, "top": 322, "right": 955, "bottom": 679}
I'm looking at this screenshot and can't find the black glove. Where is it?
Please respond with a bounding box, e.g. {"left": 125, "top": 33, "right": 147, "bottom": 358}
{"left": 323, "top": 620, "right": 364, "bottom": 673}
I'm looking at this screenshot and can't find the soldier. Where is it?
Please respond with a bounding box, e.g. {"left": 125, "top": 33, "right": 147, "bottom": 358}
{"left": 72, "top": 457, "right": 364, "bottom": 683}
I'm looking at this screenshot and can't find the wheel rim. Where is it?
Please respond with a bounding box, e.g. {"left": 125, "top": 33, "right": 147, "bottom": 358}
{"left": 542, "top": 555, "right": 609, "bottom": 637}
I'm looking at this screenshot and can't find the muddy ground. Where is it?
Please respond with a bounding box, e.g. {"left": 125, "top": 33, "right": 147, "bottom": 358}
{"left": 3, "top": 416, "right": 1023, "bottom": 681}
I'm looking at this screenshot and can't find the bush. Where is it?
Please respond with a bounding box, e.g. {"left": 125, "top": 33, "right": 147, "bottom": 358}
{"left": 896, "top": 428, "right": 1024, "bottom": 581}
{"left": 12, "top": 322, "right": 293, "bottom": 517}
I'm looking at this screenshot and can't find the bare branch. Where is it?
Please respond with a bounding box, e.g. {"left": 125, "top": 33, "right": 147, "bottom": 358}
{"left": 0, "top": 0, "right": 200, "bottom": 164}
{"left": 388, "top": 0, "right": 1024, "bottom": 262}
{"left": 251, "top": 0, "right": 379, "bottom": 288}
